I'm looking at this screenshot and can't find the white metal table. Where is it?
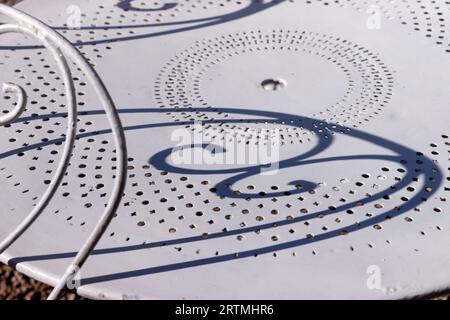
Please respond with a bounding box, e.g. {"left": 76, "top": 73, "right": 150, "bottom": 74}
{"left": 1, "top": 0, "right": 450, "bottom": 300}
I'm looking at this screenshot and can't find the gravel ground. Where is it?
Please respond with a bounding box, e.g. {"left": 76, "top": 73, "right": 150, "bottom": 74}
{"left": 0, "top": 263, "right": 81, "bottom": 300}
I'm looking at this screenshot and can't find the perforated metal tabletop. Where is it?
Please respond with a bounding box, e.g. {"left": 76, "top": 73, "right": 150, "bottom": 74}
{"left": 1, "top": 0, "right": 450, "bottom": 300}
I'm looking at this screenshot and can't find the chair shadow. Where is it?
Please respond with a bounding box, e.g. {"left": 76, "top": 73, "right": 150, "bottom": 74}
{"left": 0, "top": 0, "right": 286, "bottom": 49}
{"left": 2, "top": 106, "right": 442, "bottom": 287}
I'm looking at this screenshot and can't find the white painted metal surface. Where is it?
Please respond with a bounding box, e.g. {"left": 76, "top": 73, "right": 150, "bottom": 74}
{"left": 1, "top": 0, "right": 450, "bottom": 300}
